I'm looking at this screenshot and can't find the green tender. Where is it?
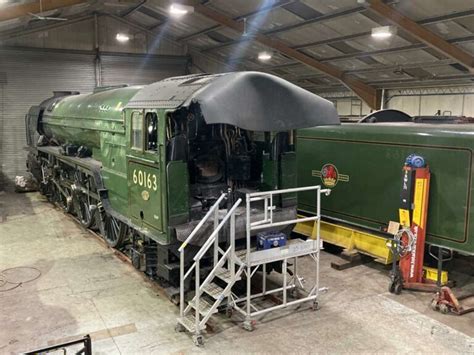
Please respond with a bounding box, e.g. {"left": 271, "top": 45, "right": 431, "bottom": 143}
{"left": 296, "top": 123, "right": 474, "bottom": 255}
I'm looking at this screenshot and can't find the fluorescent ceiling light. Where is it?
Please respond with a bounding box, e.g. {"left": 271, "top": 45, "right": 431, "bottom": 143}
{"left": 116, "top": 33, "right": 130, "bottom": 42}
{"left": 169, "top": 4, "right": 194, "bottom": 17}
{"left": 258, "top": 51, "right": 272, "bottom": 61}
{"left": 371, "top": 26, "right": 396, "bottom": 39}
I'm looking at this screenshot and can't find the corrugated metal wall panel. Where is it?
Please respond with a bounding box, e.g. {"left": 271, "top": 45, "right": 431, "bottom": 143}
{"left": 0, "top": 48, "right": 188, "bottom": 191}
{"left": 100, "top": 55, "right": 188, "bottom": 86}
{"left": 0, "top": 49, "right": 96, "bottom": 190}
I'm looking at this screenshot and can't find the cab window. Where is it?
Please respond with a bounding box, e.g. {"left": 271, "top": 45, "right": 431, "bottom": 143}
{"left": 146, "top": 112, "right": 158, "bottom": 151}
{"left": 131, "top": 111, "right": 143, "bottom": 150}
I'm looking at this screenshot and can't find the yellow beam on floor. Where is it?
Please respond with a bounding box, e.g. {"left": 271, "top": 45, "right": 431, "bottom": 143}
{"left": 294, "top": 217, "right": 393, "bottom": 264}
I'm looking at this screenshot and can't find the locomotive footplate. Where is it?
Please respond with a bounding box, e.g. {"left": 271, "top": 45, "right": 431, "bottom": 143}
{"left": 174, "top": 205, "right": 297, "bottom": 247}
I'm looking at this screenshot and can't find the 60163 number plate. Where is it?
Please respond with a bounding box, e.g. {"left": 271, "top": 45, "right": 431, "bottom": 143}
{"left": 132, "top": 169, "right": 157, "bottom": 191}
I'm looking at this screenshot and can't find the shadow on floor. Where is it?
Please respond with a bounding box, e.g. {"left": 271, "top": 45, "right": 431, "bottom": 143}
{"left": 0, "top": 258, "right": 78, "bottom": 353}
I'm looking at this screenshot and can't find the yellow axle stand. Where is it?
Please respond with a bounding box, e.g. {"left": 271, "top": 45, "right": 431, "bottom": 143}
{"left": 294, "top": 217, "right": 448, "bottom": 284}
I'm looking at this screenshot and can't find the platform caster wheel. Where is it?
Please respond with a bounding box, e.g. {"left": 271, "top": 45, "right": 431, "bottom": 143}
{"left": 192, "top": 334, "right": 204, "bottom": 346}
{"left": 439, "top": 304, "right": 449, "bottom": 314}
{"left": 389, "top": 281, "right": 403, "bottom": 295}
{"left": 430, "top": 300, "right": 439, "bottom": 311}
{"left": 175, "top": 323, "right": 185, "bottom": 333}
{"left": 225, "top": 307, "right": 233, "bottom": 318}
{"left": 243, "top": 320, "right": 255, "bottom": 332}
{"left": 311, "top": 301, "right": 320, "bottom": 311}
{"left": 389, "top": 282, "right": 395, "bottom": 294}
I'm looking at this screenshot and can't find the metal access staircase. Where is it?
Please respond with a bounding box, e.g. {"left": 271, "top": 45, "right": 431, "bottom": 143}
{"left": 176, "top": 186, "right": 330, "bottom": 346}
{"left": 175, "top": 193, "right": 244, "bottom": 346}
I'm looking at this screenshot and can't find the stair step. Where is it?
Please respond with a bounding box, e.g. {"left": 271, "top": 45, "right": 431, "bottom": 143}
{"left": 235, "top": 248, "right": 255, "bottom": 260}
{"left": 177, "top": 313, "right": 202, "bottom": 333}
{"left": 235, "top": 249, "right": 247, "bottom": 258}
{"left": 215, "top": 267, "right": 241, "bottom": 283}
{"left": 202, "top": 282, "right": 225, "bottom": 299}
{"left": 189, "top": 297, "right": 218, "bottom": 316}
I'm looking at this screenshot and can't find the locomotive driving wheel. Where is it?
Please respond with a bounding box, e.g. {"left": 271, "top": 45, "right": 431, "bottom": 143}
{"left": 103, "top": 214, "right": 127, "bottom": 248}
{"left": 56, "top": 185, "right": 73, "bottom": 213}
{"left": 77, "top": 195, "right": 95, "bottom": 229}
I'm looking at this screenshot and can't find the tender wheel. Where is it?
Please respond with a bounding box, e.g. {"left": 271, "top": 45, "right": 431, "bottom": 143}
{"left": 103, "top": 214, "right": 127, "bottom": 248}
{"left": 439, "top": 303, "right": 449, "bottom": 314}
{"left": 192, "top": 334, "right": 204, "bottom": 346}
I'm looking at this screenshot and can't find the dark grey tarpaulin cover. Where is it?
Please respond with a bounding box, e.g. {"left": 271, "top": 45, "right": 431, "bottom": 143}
{"left": 126, "top": 71, "right": 339, "bottom": 131}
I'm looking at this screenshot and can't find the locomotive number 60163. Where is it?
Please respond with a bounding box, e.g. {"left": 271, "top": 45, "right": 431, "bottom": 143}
{"left": 132, "top": 169, "right": 158, "bottom": 191}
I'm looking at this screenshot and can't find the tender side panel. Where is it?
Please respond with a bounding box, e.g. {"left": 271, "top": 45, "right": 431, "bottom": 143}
{"left": 297, "top": 135, "right": 473, "bottom": 254}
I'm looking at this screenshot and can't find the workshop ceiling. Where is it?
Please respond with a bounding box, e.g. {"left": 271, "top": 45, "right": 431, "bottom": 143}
{"left": 1, "top": 0, "right": 473, "bottom": 103}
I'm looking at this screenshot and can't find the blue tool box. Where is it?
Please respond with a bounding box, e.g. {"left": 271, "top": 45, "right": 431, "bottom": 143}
{"left": 257, "top": 231, "right": 287, "bottom": 250}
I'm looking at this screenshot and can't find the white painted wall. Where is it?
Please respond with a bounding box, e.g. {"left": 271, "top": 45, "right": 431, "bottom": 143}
{"left": 329, "top": 97, "right": 372, "bottom": 117}
{"left": 324, "top": 86, "right": 474, "bottom": 118}
{"left": 386, "top": 87, "right": 474, "bottom": 117}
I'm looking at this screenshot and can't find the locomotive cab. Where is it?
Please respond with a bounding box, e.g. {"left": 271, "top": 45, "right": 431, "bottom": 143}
{"left": 123, "top": 72, "right": 339, "bottom": 247}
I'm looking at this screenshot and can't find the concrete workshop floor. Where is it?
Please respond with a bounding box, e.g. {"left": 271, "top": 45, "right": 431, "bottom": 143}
{"left": 1, "top": 192, "right": 473, "bottom": 354}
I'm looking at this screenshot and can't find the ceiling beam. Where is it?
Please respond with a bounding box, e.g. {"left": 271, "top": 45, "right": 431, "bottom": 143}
{"left": 260, "top": 34, "right": 474, "bottom": 72}
{"left": 293, "top": 8, "right": 474, "bottom": 51}
{"left": 302, "top": 73, "right": 474, "bottom": 90}
{"left": 0, "top": 0, "right": 88, "bottom": 22}
{"left": 283, "top": 59, "right": 456, "bottom": 82}
{"left": 105, "top": 13, "right": 239, "bottom": 73}
{"left": 178, "top": 0, "right": 293, "bottom": 42}
{"left": 0, "top": 14, "right": 94, "bottom": 41}
{"left": 366, "top": 0, "right": 474, "bottom": 71}
{"left": 206, "top": 9, "right": 474, "bottom": 67}
{"left": 191, "top": 3, "right": 381, "bottom": 110}
{"left": 201, "top": 4, "right": 366, "bottom": 54}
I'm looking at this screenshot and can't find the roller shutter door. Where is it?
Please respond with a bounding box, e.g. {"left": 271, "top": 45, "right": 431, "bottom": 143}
{"left": 0, "top": 49, "right": 187, "bottom": 190}
{"left": 0, "top": 49, "right": 96, "bottom": 190}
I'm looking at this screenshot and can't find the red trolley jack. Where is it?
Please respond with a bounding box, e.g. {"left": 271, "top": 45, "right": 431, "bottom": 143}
{"left": 431, "top": 286, "right": 474, "bottom": 315}
{"left": 427, "top": 245, "right": 474, "bottom": 315}
{"left": 428, "top": 245, "right": 474, "bottom": 315}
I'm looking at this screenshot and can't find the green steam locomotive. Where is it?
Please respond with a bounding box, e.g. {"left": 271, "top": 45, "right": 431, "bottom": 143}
{"left": 25, "top": 72, "right": 338, "bottom": 289}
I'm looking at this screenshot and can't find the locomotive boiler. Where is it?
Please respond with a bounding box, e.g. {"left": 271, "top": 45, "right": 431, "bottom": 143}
{"left": 25, "top": 71, "right": 338, "bottom": 289}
